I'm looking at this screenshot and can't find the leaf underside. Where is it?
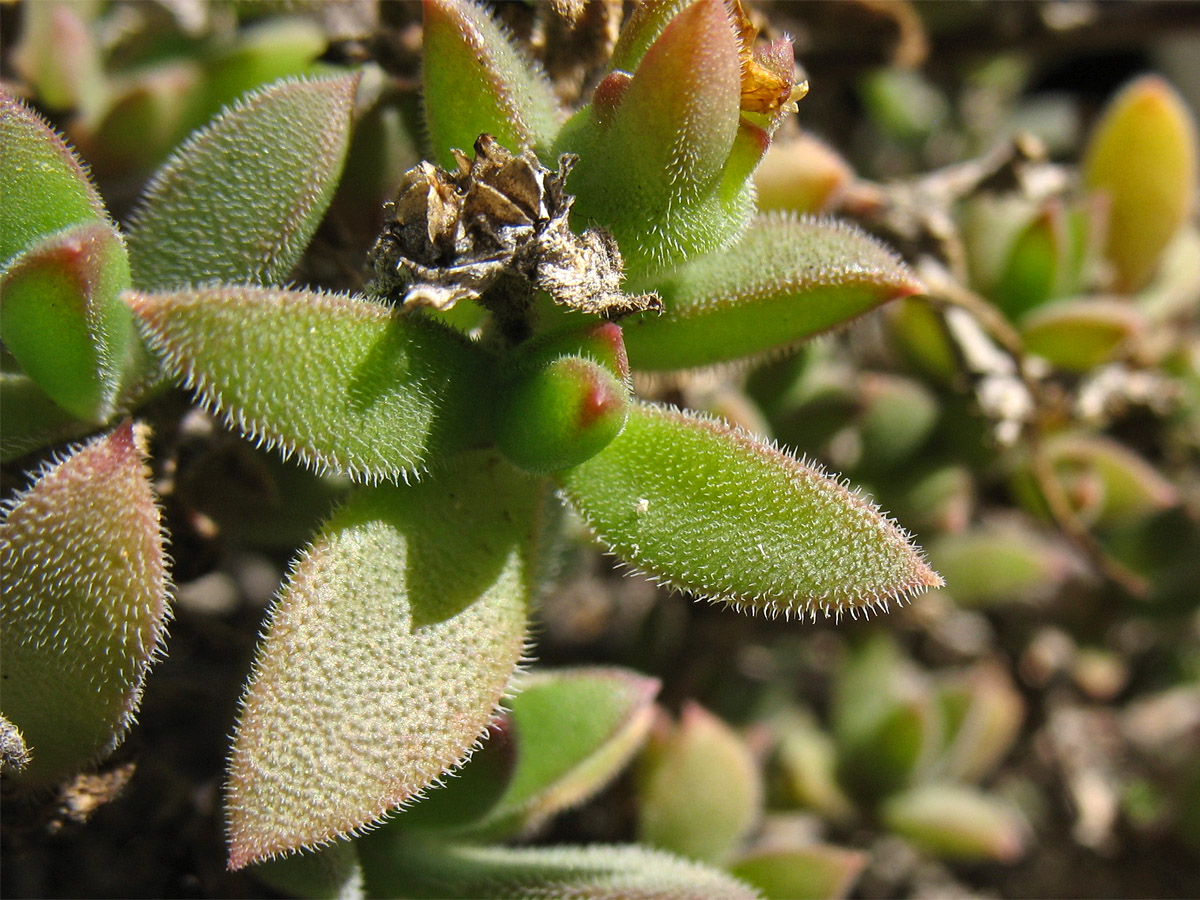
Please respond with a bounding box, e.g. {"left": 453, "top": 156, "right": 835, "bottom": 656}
{"left": 225, "top": 452, "right": 547, "bottom": 870}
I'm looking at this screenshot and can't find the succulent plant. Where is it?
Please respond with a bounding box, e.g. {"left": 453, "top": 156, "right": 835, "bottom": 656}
{"left": 1, "top": 0, "right": 944, "bottom": 894}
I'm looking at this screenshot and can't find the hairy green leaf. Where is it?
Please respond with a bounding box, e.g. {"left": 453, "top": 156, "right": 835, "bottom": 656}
{"left": 124, "top": 73, "right": 358, "bottom": 289}
{"left": 0, "top": 422, "right": 170, "bottom": 785}
{"left": 638, "top": 702, "right": 763, "bottom": 865}
{"left": 558, "top": 401, "right": 942, "bottom": 617}
{"left": 127, "top": 286, "right": 493, "bottom": 483}
{"left": 622, "top": 215, "right": 924, "bottom": 370}
{"left": 1, "top": 222, "right": 134, "bottom": 423}
{"left": 0, "top": 90, "right": 108, "bottom": 269}
{"left": 225, "top": 453, "right": 547, "bottom": 869}
{"left": 358, "top": 831, "right": 761, "bottom": 900}
{"left": 554, "top": 0, "right": 747, "bottom": 277}
{"left": 422, "top": 0, "right": 560, "bottom": 168}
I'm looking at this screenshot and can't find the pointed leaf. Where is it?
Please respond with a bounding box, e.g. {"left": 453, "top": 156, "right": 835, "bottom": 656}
{"left": 881, "top": 784, "right": 1027, "bottom": 862}
{"left": 421, "top": 0, "right": 561, "bottom": 168}
{"left": 622, "top": 215, "right": 924, "bottom": 371}
{"left": 0, "top": 90, "right": 108, "bottom": 269}
{"left": 12, "top": 1, "right": 107, "bottom": 120}
{"left": 555, "top": 0, "right": 747, "bottom": 276}
{"left": 127, "top": 286, "right": 493, "bottom": 483}
{"left": 124, "top": 73, "right": 359, "bottom": 289}
{"left": 637, "top": 702, "right": 763, "bottom": 865}
{"left": 225, "top": 453, "right": 546, "bottom": 869}
{"left": 0, "top": 422, "right": 170, "bottom": 785}
{"left": 1084, "top": 75, "right": 1199, "bottom": 292}
{"left": 0, "top": 366, "right": 93, "bottom": 462}
{"left": 358, "top": 831, "right": 761, "bottom": 900}
{"left": 558, "top": 401, "right": 941, "bottom": 617}
{"left": 1021, "top": 298, "right": 1144, "bottom": 372}
{"left": 730, "top": 845, "right": 866, "bottom": 900}
{"left": 469, "top": 667, "right": 660, "bottom": 838}
{"left": 772, "top": 716, "right": 854, "bottom": 822}
{"left": 1, "top": 222, "right": 134, "bottom": 422}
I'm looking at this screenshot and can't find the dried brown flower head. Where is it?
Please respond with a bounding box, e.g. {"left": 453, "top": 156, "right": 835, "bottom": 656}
{"left": 369, "top": 134, "right": 659, "bottom": 327}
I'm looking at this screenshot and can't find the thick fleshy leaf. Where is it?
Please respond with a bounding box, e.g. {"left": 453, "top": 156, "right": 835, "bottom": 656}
{"left": 558, "top": 401, "right": 941, "bottom": 617}
{"left": 124, "top": 73, "right": 359, "bottom": 289}
{"left": 730, "top": 845, "right": 866, "bottom": 900}
{"left": 1084, "top": 75, "right": 1199, "bottom": 293}
{"left": 225, "top": 453, "right": 546, "bottom": 869}
{"left": 250, "top": 840, "right": 366, "bottom": 900}
{"left": 929, "top": 519, "right": 1075, "bottom": 608}
{"left": 772, "top": 715, "right": 854, "bottom": 822}
{"left": 881, "top": 784, "right": 1026, "bottom": 862}
{"left": 1, "top": 222, "right": 134, "bottom": 423}
{"left": 637, "top": 703, "right": 763, "bottom": 865}
{"left": 621, "top": 215, "right": 924, "bottom": 371}
{"left": 358, "top": 832, "right": 761, "bottom": 900}
{"left": 755, "top": 132, "right": 853, "bottom": 215}
{"left": 469, "top": 667, "right": 660, "bottom": 838}
{"left": 554, "top": 0, "right": 747, "bottom": 276}
{"left": 127, "top": 286, "right": 493, "bottom": 483}
{"left": 935, "top": 662, "right": 1024, "bottom": 784}
{"left": 991, "top": 204, "right": 1064, "bottom": 319}
{"left": 0, "top": 90, "right": 108, "bottom": 269}
{"left": 0, "top": 422, "right": 170, "bottom": 786}
{"left": 0, "top": 366, "right": 92, "bottom": 462}
{"left": 1021, "top": 298, "right": 1144, "bottom": 372}
{"left": 421, "top": 0, "right": 561, "bottom": 168}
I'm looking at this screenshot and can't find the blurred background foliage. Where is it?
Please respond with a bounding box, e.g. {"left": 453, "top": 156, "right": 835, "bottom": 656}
{"left": 2, "top": 0, "right": 1198, "bottom": 897}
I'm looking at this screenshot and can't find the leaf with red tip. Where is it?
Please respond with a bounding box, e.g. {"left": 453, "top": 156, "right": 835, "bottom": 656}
{"left": 0, "top": 422, "right": 170, "bottom": 786}
{"left": 225, "top": 453, "right": 546, "bottom": 870}
{"left": 421, "top": 0, "right": 561, "bottom": 168}
{"left": 358, "top": 831, "right": 761, "bottom": 900}
{"left": 557, "top": 401, "right": 941, "bottom": 618}
{"left": 1084, "top": 75, "right": 1199, "bottom": 293}
{"left": 622, "top": 215, "right": 924, "bottom": 371}
{"left": 881, "top": 784, "right": 1027, "bottom": 862}
{"left": 1, "top": 222, "right": 134, "bottom": 423}
{"left": 555, "top": 0, "right": 747, "bottom": 276}
{"left": 0, "top": 90, "right": 108, "bottom": 268}
{"left": 127, "top": 286, "right": 493, "bottom": 483}
{"left": 125, "top": 74, "right": 359, "bottom": 289}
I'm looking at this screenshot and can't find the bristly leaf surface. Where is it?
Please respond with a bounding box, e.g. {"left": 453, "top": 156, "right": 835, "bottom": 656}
{"left": 622, "top": 214, "right": 925, "bottom": 371}
{"left": 124, "top": 74, "right": 358, "bottom": 289}
{"left": 225, "top": 453, "right": 547, "bottom": 870}
{"left": 558, "top": 401, "right": 942, "bottom": 618}
{"left": 0, "top": 422, "right": 170, "bottom": 785}
{"left": 128, "top": 286, "right": 494, "bottom": 483}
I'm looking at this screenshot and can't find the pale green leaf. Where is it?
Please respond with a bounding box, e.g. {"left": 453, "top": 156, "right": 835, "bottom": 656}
{"left": 622, "top": 215, "right": 924, "bottom": 371}
{"left": 558, "top": 401, "right": 942, "bottom": 618}
{"left": 127, "top": 286, "right": 493, "bottom": 483}
{"left": 0, "top": 422, "right": 170, "bottom": 785}
{"left": 467, "top": 667, "right": 659, "bottom": 838}
{"left": 124, "top": 73, "right": 358, "bottom": 289}
{"left": 729, "top": 845, "right": 866, "bottom": 900}
{"left": 225, "top": 453, "right": 548, "bottom": 869}
{"left": 637, "top": 702, "right": 763, "bottom": 865}
{"left": 881, "top": 784, "right": 1027, "bottom": 862}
